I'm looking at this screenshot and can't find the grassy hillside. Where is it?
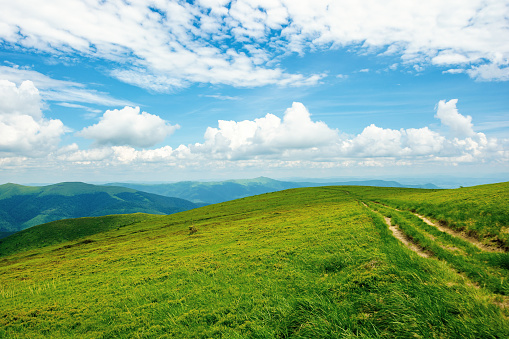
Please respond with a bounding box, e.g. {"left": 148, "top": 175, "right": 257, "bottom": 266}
{"left": 0, "top": 213, "right": 155, "bottom": 257}
{"left": 0, "top": 182, "right": 198, "bottom": 233}
{"left": 1, "top": 184, "right": 508, "bottom": 338}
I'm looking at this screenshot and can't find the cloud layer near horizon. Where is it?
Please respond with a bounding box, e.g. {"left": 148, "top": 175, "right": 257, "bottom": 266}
{"left": 1, "top": 81, "right": 505, "bottom": 172}
{"left": 1, "top": 0, "right": 508, "bottom": 92}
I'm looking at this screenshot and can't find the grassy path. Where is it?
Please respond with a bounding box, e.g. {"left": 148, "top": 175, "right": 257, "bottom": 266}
{"left": 361, "top": 199, "right": 509, "bottom": 309}
{"left": 361, "top": 202, "right": 430, "bottom": 258}
{"left": 381, "top": 214, "right": 431, "bottom": 258}
{"left": 414, "top": 212, "right": 505, "bottom": 253}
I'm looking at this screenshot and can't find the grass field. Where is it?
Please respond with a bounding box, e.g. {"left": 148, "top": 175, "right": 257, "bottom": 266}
{"left": 0, "top": 184, "right": 508, "bottom": 338}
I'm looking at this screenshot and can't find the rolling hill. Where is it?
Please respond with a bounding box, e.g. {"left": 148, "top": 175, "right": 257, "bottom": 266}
{"left": 0, "top": 183, "right": 508, "bottom": 337}
{"left": 0, "top": 182, "right": 198, "bottom": 233}
{"left": 106, "top": 176, "right": 438, "bottom": 204}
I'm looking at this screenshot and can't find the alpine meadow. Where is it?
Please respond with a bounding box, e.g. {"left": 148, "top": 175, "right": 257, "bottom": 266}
{"left": 1, "top": 1, "right": 509, "bottom": 338}
{"left": 1, "top": 183, "right": 508, "bottom": 338}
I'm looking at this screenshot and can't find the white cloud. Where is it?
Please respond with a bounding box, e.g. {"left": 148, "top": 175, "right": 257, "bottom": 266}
{"left": 435, "top": 99, "right": 475, "bottom": 138}
{"left": 60, "top": 147, "right": 113, "bottom": 163}
{"left": 56, "top": 100, "right": 507, "bottom": 169}
{"left": 0, "top": 79, "right": 42, "bottom": 119}
{"left": 77, "top": 106, "right": 180, "bottom": 148}
{"left": 3, "top": 99, "right": 506, "bottom": 178}
{"left": 1, "top": 0, "right": 507, "bottom": 91}
{"left": 339, "top": 125, "right": 446, "bottom": 157}
{"left": 192, "top": 102, "right": 339, "bottom": 159}
{"left": 278, "top": 1, "right": 509, "bottom": 79}
{"left": 0, "top": 80, "right": 66, "bottom": 156}
{"left": 443, "top": 69, "right": 465, "bottom": 75}
{"left": 432, "top": 52, "right": 472, "bottom": 65}
{"left": 466, "top": 63, "right": 509, "bottom": 82}
{"left": 0, "top": 66, "right": 134, "bottom": 106}
{"left": 203, "top": 94, "right": 241, "bottom": 100}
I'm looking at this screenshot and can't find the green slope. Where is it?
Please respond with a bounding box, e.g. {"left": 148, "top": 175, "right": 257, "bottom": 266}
{"left": 0, "top": 182, "right": 198, "bottom": 233}
{"left": 0, "top": 184, "right": 508, "bottom": 338}
{"left": 0, "top": 213, "right": 156, "bottom": 257}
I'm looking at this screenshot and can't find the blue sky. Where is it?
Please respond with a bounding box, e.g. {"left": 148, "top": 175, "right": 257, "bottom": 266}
{"left": 0, "top": 0, "right": 508, "bottom": 184}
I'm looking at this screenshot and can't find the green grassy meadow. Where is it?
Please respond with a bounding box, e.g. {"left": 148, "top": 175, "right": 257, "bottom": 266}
{"left": 1, "top": 184, "right": 508, "bottom": 338}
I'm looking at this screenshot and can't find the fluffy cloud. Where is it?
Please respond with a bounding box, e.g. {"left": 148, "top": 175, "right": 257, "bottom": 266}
{"left": 0, "top": 0, "right": 507, "bottom": 91}
{"left": 0, "top": 80, "right": 66, "bottom": 156}
{"left": 193, "top": 102, "right": 339, "bottom": 158}
{"left": 435, "top": 99, "right": 475, "bottom": 138}
{"left": 58, "top": 100, "right": 506, "bottom": 169}
{"left": 77, "top": 106, "right": 180, "bottom": 148}
{"left": 340, "top": 125, "right": 445, "bottom": 157}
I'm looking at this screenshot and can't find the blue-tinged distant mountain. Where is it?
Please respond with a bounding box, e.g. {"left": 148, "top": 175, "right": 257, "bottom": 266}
{"left": 107, "top": 177, "right": 439, "bottom": 204}
{"left": 0, "top": 182, "right": 198, "bottom": 233}
{"left": 105, "top": 177, "right": 298, "bottom": 205}
{"left": 304, "top": 180, "right": 439, "bottom": 190}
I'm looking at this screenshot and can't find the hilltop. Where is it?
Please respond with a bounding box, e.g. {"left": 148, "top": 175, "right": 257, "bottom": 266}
{"left": 1, "top": 183, "right": 508, "bottom": 338}
{"left": 0, "top": 182, "right": 198, "bottom": 234}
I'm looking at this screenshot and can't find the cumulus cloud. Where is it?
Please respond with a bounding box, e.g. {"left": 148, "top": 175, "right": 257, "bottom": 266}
{"left": 193, "top": 102, "right": 339, "bottom": 158}
{"left": 77, "top": 106, "right": 180, "bottom": 148}
{"left": 0, "top": 80, "right": 66, "bottom": 156}
{"left": 0, "top": 79, "right": 42, "bottom": 119}
{"left": 435, "top": 99, "right": 475, "bottom": 138}
{"left": 57, "top": 100, "right": 506, "bottom": 170}
{"left": 341, "top": 125, "right": 447, "bottom": 158}
{"left": 0, "top": 0, "right": 507, "bottom": 90}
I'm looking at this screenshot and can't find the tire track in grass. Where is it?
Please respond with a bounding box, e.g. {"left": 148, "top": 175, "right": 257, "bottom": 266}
{"left": 358, "top": 199, "right": 509, "bottom": 316}
{"left": 414, "top": 213, "right": 504, "bottom": 253}
{"left": 382, "top": 215, "right": 431, "bottom": 258}
{"left": 361, "top": 202, "right": 430, "bottom": 258}
{"left": 373, "top": 201, "right": 502, "bottom": 253}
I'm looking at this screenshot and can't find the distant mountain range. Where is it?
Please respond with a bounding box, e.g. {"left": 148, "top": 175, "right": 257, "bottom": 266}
{"left": 0, "top": 182, "right": 198, "bottom": 234}
{"left": 106, "top": 177, "right": 439, "bottom": 204}
{"left": 0, "top": 178, "right": 438, "bottom": 236}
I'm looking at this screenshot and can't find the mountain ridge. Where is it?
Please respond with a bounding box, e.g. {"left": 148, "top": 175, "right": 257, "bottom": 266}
{"left": 106, "top": 177, "right": 439, "bottom": 204}
{"left": 0, "top": 182, "right": 198, "bottom": 233}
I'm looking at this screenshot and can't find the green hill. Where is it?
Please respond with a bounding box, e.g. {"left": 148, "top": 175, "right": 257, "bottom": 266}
{"left": 0, "top": 183, "right": 508, "bottom": 338}
{"left": 0, "top": 182, "right": 198, "bottom": 233}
